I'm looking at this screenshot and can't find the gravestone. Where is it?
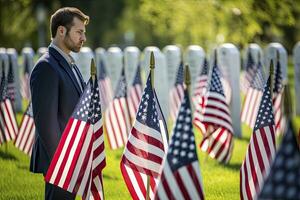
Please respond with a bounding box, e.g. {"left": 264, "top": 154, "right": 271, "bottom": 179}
{"left": 185, "top": 45, "right": 205, "bottom": 95}
{"left": 244, "top": 43, "right": 263, "bottom": 69}
{"left": 37, "top": 47, "right": 47, "bottom": 57}
{"left": 143, "top": 46, "right": 169, "bottom": 122}
{"left": 95, "top": 47, "right": 107, "bottom": 77}
{"left": 265, "top": 43, "right": 288, "bottom": 81}
{"left": 218, "top": 43, "right": 242, "bottom": 137}
{"left": 162, "top": 45, "right": 181, "bottom": 91}
{"left": 21, "top": 47, "right": 35, "bottom": 74}
{"left": 293, "top": 42, "right": 300, "bottom": 115}
{"left": 71, "top": 47, "right": 94, "bottom": 82}
{"left": 124, "top": 46, "right": 140, "bottom": 88}
{"left": 106, "top": 47, "right": 123, "bottom": 91}
{"left": 7, "top": 48, "right": 22, "bottom": 112}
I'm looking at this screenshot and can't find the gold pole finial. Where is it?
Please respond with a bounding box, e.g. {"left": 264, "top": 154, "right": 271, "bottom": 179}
{"left": 150, "top": 52, "right": 155, "bottom": 88}
{"left": 91, "top": 58, "right": 96, "bottom": 80}
{"left": 269, "top": 59, "right": 274, "bottom": 98}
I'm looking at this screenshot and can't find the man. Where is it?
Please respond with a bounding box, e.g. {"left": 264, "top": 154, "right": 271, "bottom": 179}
{"left": 30, "top": 7, "right": 89, "bottom": 200}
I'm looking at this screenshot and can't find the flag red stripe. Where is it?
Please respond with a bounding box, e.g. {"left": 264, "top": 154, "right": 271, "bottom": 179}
{"left": 63, "top": 123, "right": 91, "bottom": 189}
{"left": 131, "top": 128, "right": 165, "bottom": 151}
{"left": 174, "top": 170, "right": 191, "bottom": 200}
{"left": 122, "top": 156, "right": 159, "bottom": 177}
{"left": 120, "top": 163, "right": 141, "bottom": 200}
{"left": 159, "top": 172, "right": 175, "bottom": 199}
{"left": 187, "top": 164, "right": 204, "bottom": 200}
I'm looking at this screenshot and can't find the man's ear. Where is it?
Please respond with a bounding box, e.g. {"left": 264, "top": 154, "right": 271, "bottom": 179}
{"left": 57, "top": 26, "right": 66, "bottom": 37}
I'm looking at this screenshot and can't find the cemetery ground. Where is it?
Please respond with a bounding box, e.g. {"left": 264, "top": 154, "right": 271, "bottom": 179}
{"left": 0, "top": 62, "right": 300, "bottom": 200}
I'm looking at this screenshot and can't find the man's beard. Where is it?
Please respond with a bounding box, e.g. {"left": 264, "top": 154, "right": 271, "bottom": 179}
{"left": 64, "top": 34, "right": 82, "bottom": 53}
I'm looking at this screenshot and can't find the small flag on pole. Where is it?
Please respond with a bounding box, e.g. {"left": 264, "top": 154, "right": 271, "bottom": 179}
{"left": 14, "top": 102, "right": 35, "bottom": 155}
{"left": 240, "top": 76, "right": 276, "bottom": 200}
{"left": 7, "top": 56, "right": 15, "bottom": 103}
{"left": 0, "top": 62, "right": 18, "bottom": 145}
{"left": 155, "top": 87, "right": 204, "bottom": 200}
{"left": 258, "top": 121, "right": 300, "bottom": 200}
{"left": 105, "top": 67, "right": 131, "bottom": 149}
{"left": 98, "top": 59, "right": 113, "bottom": 111}
{"left": 169, "top": 61, "right": 185, "bottom": 122}
{"left": 241, "top": 62, "right": 265, "bottom": 129}
{"left": 193, "top": 58, "right": 209, "bottom": 108}
{"left": 45, "top": 76, "right": 106, "bottom": 200}
{"left": 195, "top": 55, "right": 234, "bottom": 163}
{"left": 20, "top": 57, "right": 31, "bottom": 100}
{"left": 120, "top": 73, "right": 167, "bottom": 200}
{"left": 241, "top": 51, "right": 257, "bottom": 93}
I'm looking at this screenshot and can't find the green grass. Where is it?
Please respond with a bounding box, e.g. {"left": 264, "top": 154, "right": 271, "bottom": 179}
{"left": 0, "top": 61, "right": 299, "bottom": 199}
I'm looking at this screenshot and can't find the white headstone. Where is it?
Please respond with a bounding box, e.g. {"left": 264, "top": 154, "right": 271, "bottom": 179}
{"left": 218, "top": 43, "right": 242, "bottom": 137}
{"left": 162, "top": 45, "right": 181, "bottom": 90}
{"left": 37, "top": 47, "right": 47, "bottom": 58}
{"left": 106, "top": 47, "right": 123, "bottom": 91}
{"left": 21, "top": 47, "right": 35, "bottom": 74}
{"left": 124, "top": 46, "right": 140, "bottom": 88}
{"left": 293, "top": 42, "right": 300, "bottom": 115}
{"left": 143, "top": 46, "right": 169, "bottom": 120}
{"left": 185, "top": 45, "right": 205, "bottom": 95}
{"left": 7, "top": 48, "right": 22, "bottom": 112}
{"left": 244, "top": 43, "right": 263, "bottom": 69}
{"left": 71, "top": 47, "right": 94, "bottom": 82}
{"left": 264, "top": 43, "right": 288, "bottom": 81}
{"left": 95, "top": 47, "right": 107, "bottom": 77}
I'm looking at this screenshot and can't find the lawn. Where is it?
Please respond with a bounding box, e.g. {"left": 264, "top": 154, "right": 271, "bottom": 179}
{"left": 0, "top": 59, "right": 299, "bottom": 200}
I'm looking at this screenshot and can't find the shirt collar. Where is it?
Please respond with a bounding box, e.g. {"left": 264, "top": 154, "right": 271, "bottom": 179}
{"left": 49, "top": 42, "right": 74, "bottom": 66}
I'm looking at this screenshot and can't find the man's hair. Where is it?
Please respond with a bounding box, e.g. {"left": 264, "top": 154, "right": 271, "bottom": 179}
{"left": 50, "top": 7, "right": 89, "bottom": 38}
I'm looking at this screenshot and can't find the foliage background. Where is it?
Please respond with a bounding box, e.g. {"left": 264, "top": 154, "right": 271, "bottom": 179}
{"left": 1, "top": 0, "right": 300, "bottom": 52}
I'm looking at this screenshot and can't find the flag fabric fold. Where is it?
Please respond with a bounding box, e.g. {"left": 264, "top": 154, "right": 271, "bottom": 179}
{"left": 240, "top": 76, "right": 276, "bottom": 200}
{"left": 258, "top": 120, "right": 300, "bottom": 200}
{"left": 120, "top": 73, "right": 167, "bottom": 200}
{"left": 155, "top": 88, "right": 205, "bottom": 200}
{"left": 104, "top": 67, "right": 131, "bottom": 149}
{"left": 45, "top": 77, "right": 106, "bottom": 200}
{"left": 241, "top": 51, "right": 257, "bottom": 94}
{"left": 14, "top": 102, "right": 35, "bottom": 155}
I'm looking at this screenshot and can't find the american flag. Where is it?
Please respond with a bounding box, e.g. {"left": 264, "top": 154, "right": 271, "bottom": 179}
{"left": 258, "top": 120, "right": 300, "bottom": 200}
{"left": 14, "top": 102, "right": 35, "bottom": 155}
{"left": 240, "top": 77, "right": 276, "bottom": 200}
{"left": 105, "top": 67, "right": 131, "bottom": 149}
{"left": 45, "top": 77, "right": 106, "bottom": 200}
{"left": 120, "top": 73, "right": 167, "bottom": 200}
{"left": 169, "top": 61, "right": 185, "bottom": 122}
{"left": 241, "top": 62, "right": 265, "bottom": 129}
{"left": 195, "top": 58, "right": 234, "bottom": 163}
{"left": 20, "top": 57, "right": 31, "bottom": 100}
{"left": 193, "top": 58, "right": 209, "bottom": 107}
{"left": 241, "top": 51, "right": 257, "bottom": 93}
{"left": 0, "top": 64, "right": 18, "bottom": 145}
{"left": 155, "top": 88, "right": 204, "bottom": 200}
{"left": 128, "top": 65, "right": 143, "bottom": 120}
{"left": 273, "top": 58, "right": 286, "bottom": 136}
{"left": 98, "top": 59, "right": 113, "bottom": 111}
{"left": 7, "top": 55, "right": 15, "bottom": 103}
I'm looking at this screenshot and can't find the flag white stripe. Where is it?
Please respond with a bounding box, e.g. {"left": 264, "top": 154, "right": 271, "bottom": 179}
{"left": 134, "top": 120, "right": 163, "bottom": 142}
{"left": 163, "top": 162, "right": 185, "bottom": 199}
{"left": 124, "top": 149, "right": 162, "bottom": 173}
{"left": 178, "top": 166, "right": 201, "bottom": 200}
{"left": 15, "top": 116, "right": 29, "bottom": 147}
{"left": 123, "top": 163, "right": 145, "bottom": 199}
{"left": 19, "top": 118, "right": 33, "bottom": 150}
{"left": 58, "top": 122, "right": 89, "bottom": 187}
{"left": 49, "top": 120, "right": 80, "bottom": 183}
{"left": 68, "top": 125, "right": 94, "bottom": 191}
{"left": 128, "top": 134, "right": 165, "bottom": 158}
{"left": 105, "top": 108, "right": 118, "bottom": 149}
{"left": 24, "top": 125, "right": 35, "bottom": 154}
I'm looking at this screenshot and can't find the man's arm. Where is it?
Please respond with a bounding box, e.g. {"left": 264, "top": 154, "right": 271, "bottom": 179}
{"left": 30, "top": 61, "right": 61, "bottom": 160}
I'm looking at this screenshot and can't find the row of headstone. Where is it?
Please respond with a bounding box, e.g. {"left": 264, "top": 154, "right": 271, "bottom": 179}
{"left": 2, "top": 42, "right": 296, "bottom": 138}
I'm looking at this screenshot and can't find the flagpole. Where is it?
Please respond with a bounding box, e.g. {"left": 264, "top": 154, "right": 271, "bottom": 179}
{"left": 145, "top": 52, "right": 155, "bottom": 200}
{"left": 91, "top": 58, "right": 96, "bottom": 83}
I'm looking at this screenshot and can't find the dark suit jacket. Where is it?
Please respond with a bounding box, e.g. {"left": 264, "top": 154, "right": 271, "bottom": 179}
{"left": 30, "top": 47, "right": 85, "bottom": 175}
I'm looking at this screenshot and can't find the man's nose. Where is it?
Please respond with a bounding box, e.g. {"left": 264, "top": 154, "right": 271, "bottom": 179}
{"left": 81, "top": 33, "right": 86, "bottom": 42}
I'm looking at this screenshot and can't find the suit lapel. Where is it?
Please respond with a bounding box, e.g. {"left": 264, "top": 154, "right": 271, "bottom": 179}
{"left": 49, "top": 47, "right": 82, "bottom": 95}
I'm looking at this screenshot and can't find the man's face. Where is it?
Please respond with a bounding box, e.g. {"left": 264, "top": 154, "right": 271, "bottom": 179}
{"left": 63, "top": 17, "right": 86, "bottom": 53}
